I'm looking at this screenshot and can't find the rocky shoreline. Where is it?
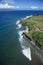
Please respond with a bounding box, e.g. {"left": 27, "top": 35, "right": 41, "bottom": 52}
{"left": 16, "top": 15, "right": 43, "bottom": 63}
{"left": 18, "top": 15, "right": 43, "bottom": 62}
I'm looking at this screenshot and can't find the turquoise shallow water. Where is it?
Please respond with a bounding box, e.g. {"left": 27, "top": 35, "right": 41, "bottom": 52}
{"left": 0, "top": 10, "right": 43, "bottom": 65}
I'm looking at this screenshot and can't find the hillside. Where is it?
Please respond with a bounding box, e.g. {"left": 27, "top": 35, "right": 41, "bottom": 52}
{"left": 20, "top": 15, "right": 43, "bottom": 49}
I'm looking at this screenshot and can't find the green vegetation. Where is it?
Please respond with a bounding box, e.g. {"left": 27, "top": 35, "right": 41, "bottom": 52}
{"left": 21, "top": 15, "right": 43, "bottom": 31}
{"left": 32, "top": 31, "right": 43, "bottom": 46}
{"left": 21, "top": 15, "right": 43, "bottom": 49}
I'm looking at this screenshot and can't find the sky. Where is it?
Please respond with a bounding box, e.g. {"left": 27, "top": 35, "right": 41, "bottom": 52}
{"left": 0, "top": 0, "right": 43, "bottom": 10}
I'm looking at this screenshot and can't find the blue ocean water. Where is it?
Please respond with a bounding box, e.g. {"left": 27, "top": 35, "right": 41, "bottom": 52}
{"left": 0, "top": 10, "right": 43, "bottom": 65}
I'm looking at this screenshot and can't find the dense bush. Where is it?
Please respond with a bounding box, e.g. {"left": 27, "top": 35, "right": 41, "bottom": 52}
{"left": 32, "top": 31, "right": 43, "bottom": 46}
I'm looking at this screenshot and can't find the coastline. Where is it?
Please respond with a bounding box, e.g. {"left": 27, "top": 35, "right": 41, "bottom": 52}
{"left": 16, "top": 16, "right": 33, "bottom": 61}
{"left": 23, "top": 32, "right": 43, "bottom": 61}
{"left": 16, "top": 15, "right": 43, "bottom": 63}
{"left": 20, "top": 15, "right": 43, "bottom": 50}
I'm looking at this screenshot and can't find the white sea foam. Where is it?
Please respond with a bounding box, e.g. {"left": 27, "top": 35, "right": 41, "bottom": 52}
{"left": 21, "top": 45, "right": 26, "bottom": 49}
{"left": 18, "top": 26, "right": 28, "bottom": 35}
{"left": 16, "top": 15, "right": 32, "bottom": 29}
{"left": 18, "top": 30, "right": 32, "bottom": 61}
{"left": 18, "top": 31, "right": 24, "bottom": 43}
{"left": 17, "top": 24, "right": 22, "bottom": 29}
{"left": 17, "top": 15, "right": 32, "bottom": 61}
{"left": 18, "top": 30, "right": 25, "bottom": 36}
{"left": 18, "top": 26, "right": 28, "bottom": 43}
{"left": 16, "top": 20, "right": 20, "bottom": 25}
{"left": 23, "top": 15, "right": 33, "bottom": 20}
{"left": 16, "top": 20, "right": 22, "bottom": 29}
{"left": 22, "top": 48, "right": 32, "bottom": 61}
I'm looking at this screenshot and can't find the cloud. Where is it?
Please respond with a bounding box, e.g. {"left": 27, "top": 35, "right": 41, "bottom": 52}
{"left": 0, "top": 3, "right": 19, "bottom": 9}
{"left": 40, "top": 7, "right": 43, "bottom": 10}
{"left": 1, "top": 0, "right": 15, "bottom": 4}
{"left": 30, "top": 6, "right": 39, "bottom": 10}
{"left": 16, "top": 6, "right": 19, "bottom": 8}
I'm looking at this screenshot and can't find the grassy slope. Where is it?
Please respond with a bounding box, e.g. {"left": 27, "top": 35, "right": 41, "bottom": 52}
{"left": 21, "top": 15, "right": 43, "bottom": 49}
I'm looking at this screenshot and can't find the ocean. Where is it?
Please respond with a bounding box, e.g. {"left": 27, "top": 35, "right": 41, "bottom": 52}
{"left": 0, "top": 10, "right": 43, "bottom": 65}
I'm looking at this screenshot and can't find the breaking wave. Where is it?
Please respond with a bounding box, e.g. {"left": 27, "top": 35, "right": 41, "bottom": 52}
{"left": 16, "top": 20, "right": 22, "bottom": 29}
{"left": 22, "top": 48, "right": 32, "bottom": 61}
{"left": 23, "top": 15, "right": 33, "bottom": 20}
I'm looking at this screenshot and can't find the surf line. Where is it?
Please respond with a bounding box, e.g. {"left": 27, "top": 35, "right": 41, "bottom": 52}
{"left": 16, "top": 16, "right": 32, "bottom": 61}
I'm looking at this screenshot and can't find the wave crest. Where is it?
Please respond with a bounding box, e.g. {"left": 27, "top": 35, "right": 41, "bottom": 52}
{"left": 16, "top": 20, "right": 22, "bottom": 29}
